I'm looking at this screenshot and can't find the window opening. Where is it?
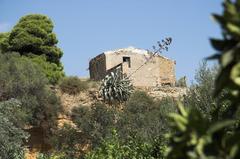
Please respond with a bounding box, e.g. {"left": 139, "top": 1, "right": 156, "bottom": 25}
{"left": 123, "top": 57, "right": 131, "bottom": 68}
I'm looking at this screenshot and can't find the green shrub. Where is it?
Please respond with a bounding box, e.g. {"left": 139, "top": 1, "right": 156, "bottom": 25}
{"left": 0, "top": 52, "right": 61, "bottom": 128}
{"left": 59, "top": 76, "right": 88, "bottom": 95}
{"left": 117, "top": 91, "right": 177, "bottom": 142}
{"left": 51, "top": 103, "right": 116, "bottom": 158}
{"left": 51, "top": 92, "right": 176, "bottom": 158}
{"left": 85, "top": 130, "right": 166, "bottom": 159}
{"left": 0, "top": 32, "right": 10, "bottom": 52}
{"left": 37, "top": 153, "right": 64, "bottom": 159}
{"left": 71, "top": 103, "right": 115, "bottom": 148}
{"left": 51, "top": 124, "right": 85, "bottom": 158}
{"left": 86, "top": 79, "right": 99, "bottom": 89}
{"left": 0, "top": 99, "right": 29, "bottom": 159}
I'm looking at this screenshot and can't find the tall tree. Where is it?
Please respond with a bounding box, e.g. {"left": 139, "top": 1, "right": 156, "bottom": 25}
{"left": 7, "top": 14, "right": 63, "bottom": 67}
{"left": 0, "top": 14, "right": 65, "bottom": 84}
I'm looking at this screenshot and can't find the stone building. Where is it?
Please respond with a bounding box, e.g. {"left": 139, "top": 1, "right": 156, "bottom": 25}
{"left": 89, "top": 47, "right": 176, "bottom": 87}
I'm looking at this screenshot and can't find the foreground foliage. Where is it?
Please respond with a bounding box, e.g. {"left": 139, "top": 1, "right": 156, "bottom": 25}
{"left": 209, "top": 0, "right": 240, "bottom": 118}
{"left": 167, "top": 104, "right": 237, "bottom": 159}
{"left": 167, "top": 1, "right": 240, "bottom": 158}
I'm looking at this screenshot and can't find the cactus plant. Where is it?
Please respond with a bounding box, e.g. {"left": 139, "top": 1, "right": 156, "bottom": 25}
{"left": 99, "top": 71, "right": 134, "bottom": 104}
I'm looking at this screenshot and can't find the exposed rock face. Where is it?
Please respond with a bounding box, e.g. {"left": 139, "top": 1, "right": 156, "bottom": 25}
{"left": 89, "top": 47, "right": 176, "bottom": 87}
{"left": 57, "top": 90, "right": 95, "bottom": 114}
{"left": 148, "top": 86, "right": 187, "bottom": 100}
{"left": 57, "top": 86, "right": 186, "bottom": 114}
{"left": 56, "top": 88, "right": 100, "bottom": 126}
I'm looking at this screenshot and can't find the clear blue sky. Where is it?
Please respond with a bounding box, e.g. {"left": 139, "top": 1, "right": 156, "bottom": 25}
{"left": 0, "top": 0, "right": 223, "bottom": 82}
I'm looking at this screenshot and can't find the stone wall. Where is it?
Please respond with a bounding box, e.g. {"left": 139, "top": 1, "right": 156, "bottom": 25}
{"left": 148, "top": 86, "right": 187, "bottom": 99}
{"left": 158, "top": 56, "right": 176, "bottom": 86}
{"left": 89, "top": 53, "right": 106, "bottom": 81}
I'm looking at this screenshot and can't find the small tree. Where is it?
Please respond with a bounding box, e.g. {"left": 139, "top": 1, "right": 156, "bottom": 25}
{"left": 184, "top": 62, "right": 221, "bottom": 120}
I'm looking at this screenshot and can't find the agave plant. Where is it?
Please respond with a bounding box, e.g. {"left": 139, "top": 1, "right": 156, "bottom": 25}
{"left": 99, "top": 71, "right": 134, "bottom": 104}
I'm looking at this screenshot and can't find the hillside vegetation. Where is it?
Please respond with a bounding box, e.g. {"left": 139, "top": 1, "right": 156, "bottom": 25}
{"left": 1, "top": 1, "right": 240, "bottom": 159}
